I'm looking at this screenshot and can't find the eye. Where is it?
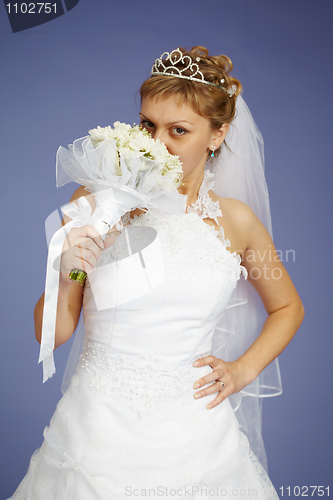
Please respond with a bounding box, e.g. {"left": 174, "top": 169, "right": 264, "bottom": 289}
{"left": 140, "top": 120, "right": 155, "bottom": 130}
{"left": 172, "top": 127, "right": 187, "bottom": 136}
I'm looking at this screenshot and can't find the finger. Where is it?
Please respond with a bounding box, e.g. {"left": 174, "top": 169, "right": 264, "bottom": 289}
{"left": 206, "top": 392, "right": 226, "bottom": 410}
{"left": 66, "top": 226, "right": 104, "bottom": 249}
{"left": 77, "top": 246, "right": 100, "bottom": 270}
{"left": 193, "top": 355, "right": 218, "bottom": 368}
{"left": 193, "top": 384, "right": 230, "bottom": 409}
{"left": 193, "top": 370, "right": 223, "bottom": 389}
{"left": 193, "top": 380, "right": 226, "bottom": 400}
{"left": 62, "top": 231, "right": 103, "bottom": 266}
{"left": 83, "top": 225, "right": 105, "bottom": 249}
{"left": 64, "top": 234, "right": 102, "bottom": 262}
{"left": 71, "top": 246, "right": 99, "bottom": 273}
{"left": 76, "top": 236, "right": 102, "bottom": 263}
{"left": 205, "top": 385, "right": 235, "bottom": 409}
{"left": 61, "top": 247, "right": 95, "bottom": 274}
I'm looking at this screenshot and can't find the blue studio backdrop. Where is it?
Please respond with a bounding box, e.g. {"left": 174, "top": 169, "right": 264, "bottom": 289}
{"left": 1, "top": 0, "right": 332, "bottom": 497}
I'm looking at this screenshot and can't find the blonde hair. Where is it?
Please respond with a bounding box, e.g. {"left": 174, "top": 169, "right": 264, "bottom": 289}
{"left": 140, "top": 46, "right": 242, "bottom": 133}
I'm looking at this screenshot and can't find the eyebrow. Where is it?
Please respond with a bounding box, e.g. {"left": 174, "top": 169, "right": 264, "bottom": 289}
{"left": 139, "top": 113, "right": 193, "bottom": 126}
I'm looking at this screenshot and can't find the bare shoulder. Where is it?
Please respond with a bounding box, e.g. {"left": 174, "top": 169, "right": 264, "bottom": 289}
{"left": 69, "top": 185, "right": 91, "bottom": 202}
{"left": 210, "top": 191, "right": 258, "bottom": 230}
{"left": 209, "top": 191, "right": 268, "bottom": 255}
{"left": 219, "top": 196, "right": 256, "bottom": 227}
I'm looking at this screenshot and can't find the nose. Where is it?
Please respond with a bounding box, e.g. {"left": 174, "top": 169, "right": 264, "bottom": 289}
{"left": 153, "top": 129, "right": 170, "bottom": 152}
{"left": 153, "top": 128, "right": 162, "bottom": 142}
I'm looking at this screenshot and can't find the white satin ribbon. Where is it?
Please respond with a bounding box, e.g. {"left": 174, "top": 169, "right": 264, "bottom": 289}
{"left": 38, "top": 218, "right": 82, "bottom": 382}
{"left": 39, "top": 196, "right": 98, "bottom": 382}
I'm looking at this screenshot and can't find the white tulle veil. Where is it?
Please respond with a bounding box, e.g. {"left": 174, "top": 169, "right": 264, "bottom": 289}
{"left": 60, "top": 94, "right": 282, "bottom": 471}
{"left": 208, "top": 95, "right": 282, "bottom": 470}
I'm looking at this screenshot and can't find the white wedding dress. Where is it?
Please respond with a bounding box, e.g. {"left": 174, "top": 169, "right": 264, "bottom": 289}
{"left": 9, "top": 173, "right": 279, "bottom": 499}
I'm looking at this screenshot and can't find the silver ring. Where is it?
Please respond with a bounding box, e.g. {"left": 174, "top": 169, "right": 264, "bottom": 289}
{"left": 217, "top": 379, "right": 225, "bottom": 389}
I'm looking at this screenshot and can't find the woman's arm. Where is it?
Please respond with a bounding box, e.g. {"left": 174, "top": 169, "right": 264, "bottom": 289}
{"left": 193, "top": 201, "right": 304, "bottom": 408}
{"left": 34, "top": 186, "right": 104, "bottom": 348}
{"left": 233, "top": 203, "right": 304, "bottom": 384}
{"left": 34, "top": 280, "right": 85, "bottom": 349}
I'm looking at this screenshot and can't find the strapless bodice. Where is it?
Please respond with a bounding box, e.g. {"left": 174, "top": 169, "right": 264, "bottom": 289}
{"left": 82, "top": 210, "right": 245, "bottom": 365}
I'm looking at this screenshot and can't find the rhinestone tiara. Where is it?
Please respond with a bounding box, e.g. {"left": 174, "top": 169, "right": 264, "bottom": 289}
{"left": 151, "top": 48, "right": 235, "bottom": 97}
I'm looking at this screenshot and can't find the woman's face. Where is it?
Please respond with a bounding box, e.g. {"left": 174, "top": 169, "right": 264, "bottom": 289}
{"left": 139, "top": 94, "right": 228, "bottom": 181}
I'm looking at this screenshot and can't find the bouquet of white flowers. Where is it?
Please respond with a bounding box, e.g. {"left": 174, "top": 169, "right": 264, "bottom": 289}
{"left": 87, "top": 122, "right": 183, "bottom": 189}
{"left": 56, "top": 122, "right": 184, "bottom": 284}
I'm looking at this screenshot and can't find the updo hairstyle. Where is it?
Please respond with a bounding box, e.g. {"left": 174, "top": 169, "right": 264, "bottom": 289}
{"left": 140, "top": 46, "right": 242, "bottom": 156}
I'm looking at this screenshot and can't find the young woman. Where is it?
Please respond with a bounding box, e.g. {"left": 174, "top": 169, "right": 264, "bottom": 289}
{"left": 9, "top": 46, "right": 304, "bottom": 499}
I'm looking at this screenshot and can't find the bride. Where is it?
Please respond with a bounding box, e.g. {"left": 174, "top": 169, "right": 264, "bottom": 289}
{"left": 9, "top": 46, "right": 304, "bottom": 499}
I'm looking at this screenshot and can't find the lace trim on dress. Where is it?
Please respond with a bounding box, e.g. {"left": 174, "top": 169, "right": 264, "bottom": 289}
{"left": 215, "top": 226, "right": 248, "bottom": 281}
{"left": 77, "top": 340, "right": 212, "bottom": 418}
{"left": 186, "top": 169, "right": 247, "bottom": 280}
{"left": 116, "top": 212, "right": 131, "bottom": 231}
{"left": 186, "top": 169, "right": 222, "bottom": 224}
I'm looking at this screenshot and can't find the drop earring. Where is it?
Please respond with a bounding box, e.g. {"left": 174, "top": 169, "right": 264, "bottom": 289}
{"left": 210, "top": 146, "right": 216, "bottom": 158}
